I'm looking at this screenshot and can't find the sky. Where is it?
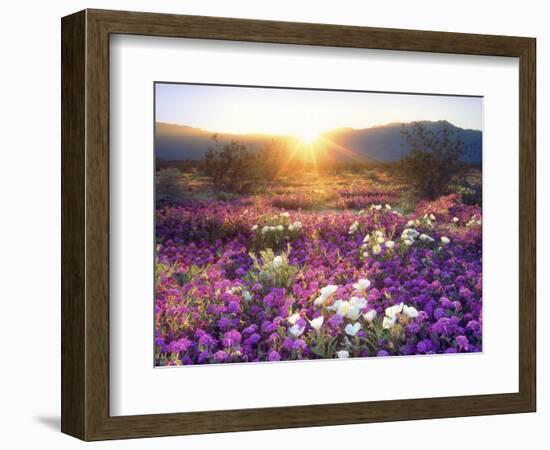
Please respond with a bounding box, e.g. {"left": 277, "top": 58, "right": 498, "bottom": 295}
{"left": 155, "top": 83, "right": 483, "bottom": 137}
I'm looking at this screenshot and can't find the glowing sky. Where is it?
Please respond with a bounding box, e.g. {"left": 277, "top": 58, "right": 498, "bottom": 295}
{"left": 155, "top": 83, "right": 482, "bottom": 136}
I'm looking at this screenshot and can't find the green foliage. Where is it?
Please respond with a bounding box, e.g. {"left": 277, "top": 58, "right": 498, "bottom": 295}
{"left": 172, "top": 265, "right": 204, "bottom": 286}
{"left": 155, "top": 260, "right": 175, "bottom": 280}
{"left": 250, "top": 212, "right": 302, "bottom": 250}
{"left": 399, "top": 122, "right": 467, "bottom": 200}
{"left": 311, "top": 335, "right": 339, "bottom": 358}
{"left": 449, "top": 179, "right": 482, "bottom": 206}
{"left": 247, "top": 247, "right": 298, "bottom": 290}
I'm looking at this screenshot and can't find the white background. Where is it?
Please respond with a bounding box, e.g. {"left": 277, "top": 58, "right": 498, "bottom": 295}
{"left": 0, "top": 0, "right": 547, "bottom": 449}
{"left": 110, "top": 36, "right": 518, "bottom": 416}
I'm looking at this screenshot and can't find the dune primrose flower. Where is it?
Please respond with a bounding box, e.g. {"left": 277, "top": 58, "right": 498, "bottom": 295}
{"left": 352, "top": 278, "right": 371, "bottom": 291}
{"left": 345, "top": 322, "right": 361, "bottom": 336}
{"left": 309, "top": 316, "right": 324, "bottom": 332}
{"left": 314, "top": 284, "right": 338, "bottom": 306}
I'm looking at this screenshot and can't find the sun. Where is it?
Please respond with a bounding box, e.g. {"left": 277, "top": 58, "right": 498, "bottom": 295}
{"left": 294, "top": 128, "right": 322, "bottom": 145}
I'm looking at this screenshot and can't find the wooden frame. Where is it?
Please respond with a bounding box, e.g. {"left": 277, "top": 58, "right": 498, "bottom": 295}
{"left": 61, "top": 8, "right": 536, "bottom": 441}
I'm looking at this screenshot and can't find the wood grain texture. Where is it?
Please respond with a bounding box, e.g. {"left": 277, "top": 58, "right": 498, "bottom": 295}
{"left": 518, "top": 39, "right": 536, "bottom": 410}
{"left": 61, "top": 10, "right": 86, "bottom": 439}
{"left": 61, "top": 8, "right": 537, "bottom": 441}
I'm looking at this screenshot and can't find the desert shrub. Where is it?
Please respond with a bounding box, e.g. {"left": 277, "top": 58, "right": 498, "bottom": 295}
{"left": 155, "top": 168, "right": 185, "bottom": 206}
{"left": 259, "top": 139, "right": 290, "bottom": 180}
{"left": 398, "top": 191, "right": 420, "bottom": 214}
{"left": 399, "top": 122, "right": 467, "bottom": 200}
{"left": 449, "top": 179, "right": 482, "bottom": 206}
{"left": 204, "top": 135, "right": 262, "bottom": 194}
{"left": 215, "top": 191, "right": 239, "bottom": 201}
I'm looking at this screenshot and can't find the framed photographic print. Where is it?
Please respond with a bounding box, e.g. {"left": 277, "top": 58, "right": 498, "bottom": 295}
{"left": 61, "top": 9, "right": 536, "bottom": 441}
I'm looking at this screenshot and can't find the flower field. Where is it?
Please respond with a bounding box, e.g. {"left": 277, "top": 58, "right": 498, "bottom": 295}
{"left": 154, "top": 171, "right": 482, "bottom": 366}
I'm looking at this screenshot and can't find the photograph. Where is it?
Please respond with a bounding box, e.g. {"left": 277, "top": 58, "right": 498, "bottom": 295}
{"left": 153, "top": 83, "right": 483, "bottom": 366}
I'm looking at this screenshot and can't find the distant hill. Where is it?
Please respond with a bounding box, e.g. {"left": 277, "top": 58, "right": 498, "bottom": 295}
{"left": 155, "top": 123, "right": 270, "bottom": 161}
{"left": 155, "top": 120, "right": 482, "bottom": 163}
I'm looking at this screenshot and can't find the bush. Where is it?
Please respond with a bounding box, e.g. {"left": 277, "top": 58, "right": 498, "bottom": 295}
{"left": 155, "top": 168, "right": 185, "bottom": 206}
{"left": 449, "top": 179, "right": 482, "bottom": 206}
{"left": 399, "top": 122, "right": 467, "bottom": 200}
{"left": 204, "top": 135, "right": 262, "bottom": 194}
{"left": 258, "top": 139, "right": 290, "bottom": 181}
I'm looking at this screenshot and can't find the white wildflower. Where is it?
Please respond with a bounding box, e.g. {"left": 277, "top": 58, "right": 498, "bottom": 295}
{"left": 419, "top": 233, "right": 435, "bottom": 243}
{"left": 345, "top": 322, "right": 361, "bottom": 336}
{"left": 382, "top": 302, "right": 404, "bottom": 329}
{"left": 309, "top": 316, "right": 324, "bottom": 332}
{"left": 330, "top": 299, "right": 349, "bottom": 317}
{"left": 272, "top": 255, "right": 284, "bottom": 269}
{"left": 350, "top": 297, "right": 367, "bottom": 309}
{"left": 348, "top": 221, "right": 359, "bottom": 234}
{"left": 287, "top": 312, "right": 301, "bottom": 325}
{"left": 289, "top": 324, "right": 305, "bottom": 338}
{"left": 403, "top": 305, "right": 419, "bottom": 319}
{"left": 314, "top": 284, "right": 338, "bottom": 306}
{"left": 352, "top": 279, "right": 371, "bottom": 291}
{"left": 383, "top": 316, "right": 396, "bottom": 329}
{"left": 385, "top": 302, "right": 404, "bottom": 319}
{"left": 401, "top": 228, "right": 420, "bottom": 240}
{"left": 289, "top": 221, "right": 302, "bottom": 232}
{"left": 331, "top": 299, "right": 361, "bottom": 320}
{"left": 346, "top": 307, "right": 362, "bottom": 321}
{"left": 363, "top": 310, "right": 377, "bottom": 322}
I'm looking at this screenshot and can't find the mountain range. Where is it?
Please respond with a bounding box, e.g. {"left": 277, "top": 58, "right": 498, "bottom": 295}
{"left": 155, "top": 120, "right": 482, "bottom": 163}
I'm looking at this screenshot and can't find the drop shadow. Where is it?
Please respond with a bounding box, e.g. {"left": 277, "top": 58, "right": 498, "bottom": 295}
{"left": 34, "top": 415, "right": 60, "bottom": 431}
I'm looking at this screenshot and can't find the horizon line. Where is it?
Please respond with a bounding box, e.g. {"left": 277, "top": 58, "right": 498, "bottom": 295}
{"left": 155, "top": 118, "right": 483, "bottom": 137}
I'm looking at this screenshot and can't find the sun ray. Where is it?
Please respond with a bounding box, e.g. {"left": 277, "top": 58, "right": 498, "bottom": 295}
{"left": 317, "top": 137, "right": 381, "bottom": 164}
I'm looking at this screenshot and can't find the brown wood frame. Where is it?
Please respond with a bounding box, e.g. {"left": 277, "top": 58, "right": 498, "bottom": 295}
{"left": 61, "top": 8, "right": 536, "bottom": 441}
